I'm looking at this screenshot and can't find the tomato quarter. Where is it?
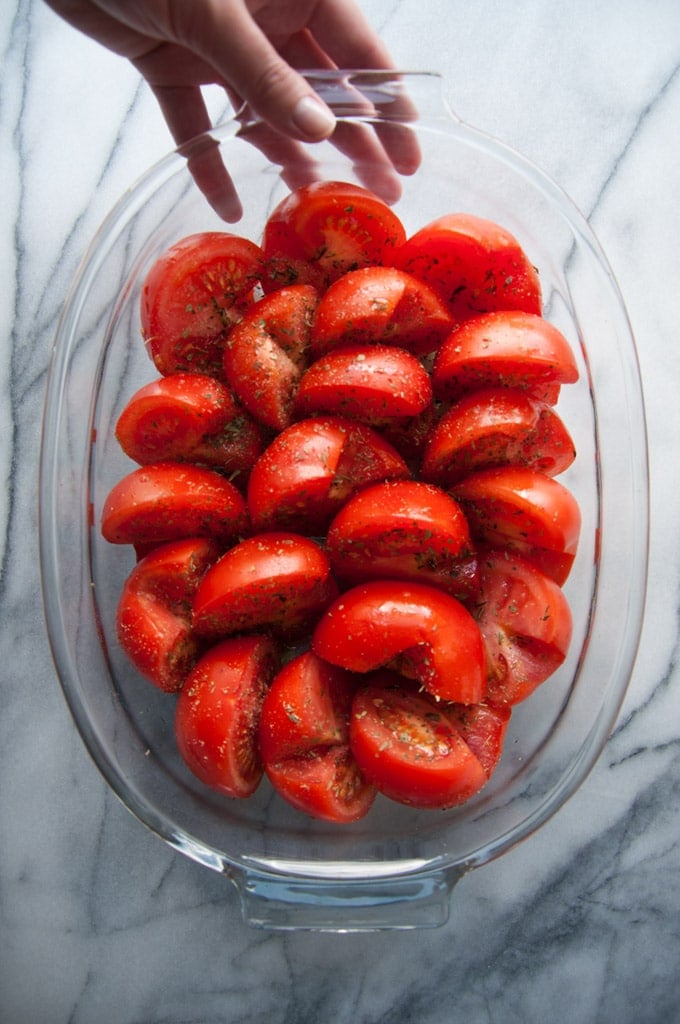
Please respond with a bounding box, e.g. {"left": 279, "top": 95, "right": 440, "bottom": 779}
{"left": 100, "top": 462, "right": 248, "bottom": 546}
{"left": 175, "top": 634, "right": 279, "bottom": 798}
{"left": 115, "top": 537, "right": 220, "bottom": 692}
{"left": 389, "top": 212, "right": 542, "bottom": 322}
{"left": 349, "top": 674, "right": 489, "bottom": 809}
{"left": 312, "top": 580, "right": 486, "bottom": 705}
{"left": 141, "top": 232, "right": 264, "bottom": 376}
{"left": 193, "top": 532, "right": 338, "bottom": 640}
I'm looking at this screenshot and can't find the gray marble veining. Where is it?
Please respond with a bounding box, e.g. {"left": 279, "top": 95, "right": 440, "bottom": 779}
{"left": 1, "top": 1, "right": 679, "bottom": 1021}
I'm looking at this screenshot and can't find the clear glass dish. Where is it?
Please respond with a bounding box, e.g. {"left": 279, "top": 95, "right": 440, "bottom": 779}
{"left": 39, "top": 72, "right": 648, "bottom": 931}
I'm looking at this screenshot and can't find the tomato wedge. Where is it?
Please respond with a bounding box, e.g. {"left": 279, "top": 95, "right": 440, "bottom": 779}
{"left": 349, "top": 674, "right": 489, "bottom": 809}
{"left": 389, "top": 212, "right": 542, "bottom": 322}
{"left": 222, "top": 283, "right": 319, "bottom": 432}
{"left": 453, "top": 466, "right": 581, "bottom": 584}
{"left": 312, "top": 580, "right": 486, "bottom": 705}
{"left": 421, "top": 387, "right": 576, "bottom": 485}
{"left": 326, "top": 479, "right": 478, "bottom": 599}
{"left": 115, "top": 537, "right": 220, "bottom": 692}
{"left": 262, "top": 181, "right": 406, "bottom": 288}
{"left": 310, "top": 266, "right": 454, "bottom": 357}
{"left": 294, "top": 344, "right": 432, "bottom": 426}
{"left": 175, "top": 634, "right": 280, "bottom": 798}
{"left": 141, "top": 232, "right": 264, "bottom": 376}
{"left": 192, "top": 532, "right": 338, "bottom": 640}
{"left": 443, "top": 700, "right": 511, "bottom": 776}
{"left": 114, "top": 372, "right": 263, "bottom": 480}
{"left": 472, "top": 549, "right": 573, "bottom": 704}
{"left": 259, "top": 651, "right": 375, "bottom": 822}
{"left": 100, "top": 462, "right": 248, "bottom": 546}
{"left": 432, "top": 310, "right": 579, "bottom": 404}
{"left": 247, "top": 415, "right": 409, "bottom": 534}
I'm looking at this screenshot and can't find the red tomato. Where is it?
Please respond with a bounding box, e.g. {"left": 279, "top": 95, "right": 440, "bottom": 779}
{"left": 312, "top": 580, "right": 486, "bottom": 705}
{"left": 294, "top": 344, "right": 432, "bottom": 426}
{"left": 222, "top": 284, "right": 319, "bottom": 432}
{"left": 100, "top": 462, "right": 248, "bottom": 546}
{"left": 431, "top": 310, "right": 579, "bottom": 404}
{"left": 443, "top": 700, "right": 511, "bottom": 777}
{"left": 453, "top": 466, "right": 581, "bottom": 584}
{"left": 259, "top": 651, "right": 375, "bottom": 822}
{"left": 192, "top": 532, "right": 338, "bottom": 640}
{"left": 141, "top": 232, "right": 264, "bottom": 376}
{"left": 247, "top": 415, "right": 409, "bottom": 534}
{"left": 262, "top": 181, "right": 406, "bottom": 288}
{"left": 421, "top": 387, "right": 576, "bottom": 485}
{"left": 389, "top": 212, "right": 542, "bottom": 322}
{"left": 114, "top": 372, "right": 263, "bottom": 481}
{"left": 175, "top": 634, "right": 280, "bottom": 798}
{"left": 472, "top": 549, "right": 573, "bottom": 704}
{"left": 349, "top": 674, "right": 489, "bottom": 809}
{"left": 310, "top": 266, "right": 454, "bottom": 357}
{"left": 326, "top": 479, "right": 478, "bottom": 600}
{"left": 115, "top": 537, "right": 220, "bottom": 692}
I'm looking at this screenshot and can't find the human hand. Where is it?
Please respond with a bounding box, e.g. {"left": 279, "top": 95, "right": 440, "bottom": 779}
{"left": 44, "top": 0, "right": 421, "bottom": 217}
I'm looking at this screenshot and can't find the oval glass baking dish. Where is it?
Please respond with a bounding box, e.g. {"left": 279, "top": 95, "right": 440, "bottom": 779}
{"left": 39, "top": 71, "right": 648, "bottom": 931}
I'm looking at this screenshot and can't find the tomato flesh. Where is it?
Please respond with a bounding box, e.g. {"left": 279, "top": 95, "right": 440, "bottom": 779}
{"left": 247, "top": 415, "right": 409, "bottom": 534}
{"left": 141, "top": 232, "right": 264, "bottom": 376}
{"left": 115, "top": 537, "right": 220, "bottom": 692}
{"left": 349, "top": 675, "right": 489, "bottom": 809}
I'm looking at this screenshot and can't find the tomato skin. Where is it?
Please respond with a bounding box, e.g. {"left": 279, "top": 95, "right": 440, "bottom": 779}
{"left": 326, "top": 479, "right": 478, "bottom": 600}
{"left": 312, "top": 580, "right": 486, "bottom": 705}
{"left": 262, "top": 181, "right": 406, "bottom": 288}
{"left": 141, "top": 232, "right": 265, "bottom": 376}
{"left": 192, "top": 532, "right": 338, "bottom": 640}
{"left": 247, "top": 415, "right": 409, "bottom": 534}
{"left": 115, "top": 537, "right": 220, "bottom": 692}
{"left": 421, "top": 387, "right": 576, "bottom": 485}
{"left": 389, "top": 212, "right": 542, "bottom": 323}
{"left": 432, "top": 310, "right": 578, "bottom": 404}
{"left": 349, "top": 675, "right": 489, "bottom": 809}
{"left": 100, "top": 462, "right": 248, "bottom": 546}
{"left": 472, "top": 548, "right": 573, "bottom": 704}
{"left": 310, "top": 266, "right": 454, "bottom": 357}
{"left": 294, "top": 344, "right": 432, "bottom": 426}
{"left": 453, "top": 466, "right": 581, "bottom": 584}
{"left": 175, "top": 634, "right": 280, "bottom": 798}
{"left": 222, "top": 284, "right": 319, "bottom": 432}
{"left": 259, "top": 651, "right": 375, "bottom": 822}
{"left": 114, "top": 372, "right": 263, "bottom": 480}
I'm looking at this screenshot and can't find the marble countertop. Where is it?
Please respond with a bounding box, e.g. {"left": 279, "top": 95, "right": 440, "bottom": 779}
{"left": 2, "top": 1, "right": 679, "bottom": 1021}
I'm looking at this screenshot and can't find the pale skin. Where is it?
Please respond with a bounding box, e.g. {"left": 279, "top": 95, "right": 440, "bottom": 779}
{"left": 44, "top": 0, "right": 420, "bottom": 215}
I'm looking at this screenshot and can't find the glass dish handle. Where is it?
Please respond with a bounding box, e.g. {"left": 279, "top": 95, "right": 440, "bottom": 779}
{"left": 228, "top": 864, "right": 466, "bottom": 931}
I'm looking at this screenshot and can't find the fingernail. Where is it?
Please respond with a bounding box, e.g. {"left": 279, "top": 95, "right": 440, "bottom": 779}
{"left": 292, "top": 95, "right": 336, "bottom": 139}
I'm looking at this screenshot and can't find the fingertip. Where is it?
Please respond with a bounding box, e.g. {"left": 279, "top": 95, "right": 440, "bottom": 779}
{"left": 291, "top": 94, "right": 337, "bottom": 141}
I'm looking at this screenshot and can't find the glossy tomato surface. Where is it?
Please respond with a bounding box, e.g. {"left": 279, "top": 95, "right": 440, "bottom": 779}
{"left": 389, "top": 212, "right": 542, "bottom": 322}
{"left": 193, "top": 532, "right": 338, "bottom": 640}
{"left": 175, "top": 634, "right": 279, "bottom": 798}
{"left": 312, "top": 580, "right": 486, "bottom": 704}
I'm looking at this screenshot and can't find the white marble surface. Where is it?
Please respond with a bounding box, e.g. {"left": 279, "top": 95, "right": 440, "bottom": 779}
{"left": 2, "top": 1, "right": 680, "bottom": 1021}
